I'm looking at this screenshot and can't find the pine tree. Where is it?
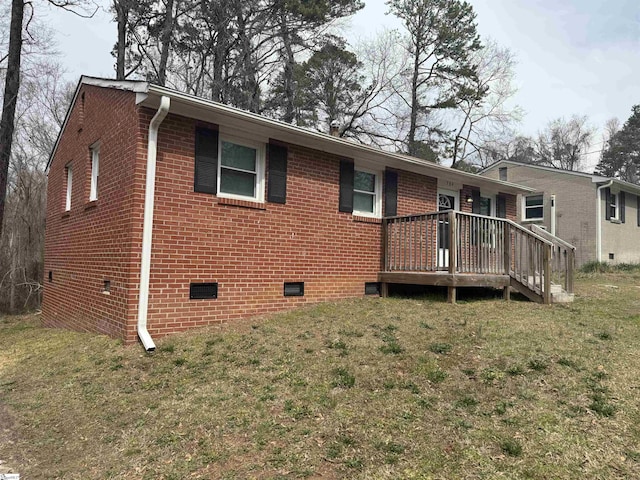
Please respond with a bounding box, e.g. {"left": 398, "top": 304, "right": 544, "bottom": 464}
{"left": 596, "top": 105, "right": 640, "bottom": 184}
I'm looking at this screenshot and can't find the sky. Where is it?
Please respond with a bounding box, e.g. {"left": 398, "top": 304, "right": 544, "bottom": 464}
{"left": 42, "top": 0, "right": 640, "bottom": 169}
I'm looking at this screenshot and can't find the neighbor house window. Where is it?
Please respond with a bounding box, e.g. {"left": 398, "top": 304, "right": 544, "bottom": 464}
{"left": 218, "top": 137, "right": 265, "bottom": 201}
{"left": 608, "top": 193, "right": 618, "bottom": 220}
{"left": 65, "top": 164, "right": 73, "bottom": 211}
{"left": 353, "top": 169, "right": 381, "bottom": 217}
{"left": 89, "top": 145, "right": 99, "bottom": 201}
{"left": 524, "top": 194, "right": 543, "bottom": 220}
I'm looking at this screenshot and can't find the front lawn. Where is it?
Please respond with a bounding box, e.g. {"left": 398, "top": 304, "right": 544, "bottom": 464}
{"left": 1, "top": 272, "right": 639, "bottom": 479}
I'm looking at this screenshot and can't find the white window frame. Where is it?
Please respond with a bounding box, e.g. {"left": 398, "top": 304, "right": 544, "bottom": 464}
{"left": 353, "top": 167, "right": 382, "bottom": 218}
{"left": 89, "top": 144, "right": 99, "bottom": 201}
{"left": 523, "top": 194, "right": 544, "bottom": 221}
{"left": 609, "top": 192, "right": 619, "bottom": 221}
{"left": 217, "top": 135, "right": 265, "bottom": 202}
{"left": 65, "top": 164, "right": 73, "bottom": 211}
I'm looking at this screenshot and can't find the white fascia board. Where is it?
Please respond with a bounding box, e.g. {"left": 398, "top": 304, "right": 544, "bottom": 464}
{"left": 142, "top": 85, "right": 533, "bottom": 195}
{"left": 592, "top": 176, "right": 640, "bottom": 195}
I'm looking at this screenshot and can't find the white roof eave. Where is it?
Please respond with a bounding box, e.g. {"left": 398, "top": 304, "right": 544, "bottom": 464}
{"left": 143, "top": 85, "right": 533, "bottom": 195}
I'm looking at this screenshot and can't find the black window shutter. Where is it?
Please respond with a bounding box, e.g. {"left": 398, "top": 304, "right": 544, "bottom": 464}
{"left": 496, "top": 195, "right": 506, "bottom": 218}
{"left": 604, "top": 188, "right": 611, "bottom": 220}
{"left": 637, "top": 195, "right": 640, "bottom": 227}
{"left": 339, "top": 159, "right": 354, "bottom": 213}
{"left": 620, "top": 191, "right": 626, "bottom": 223}
{"left": 267, "top": 142, "right": 288, "bottom": 204}
{"left": 384, "top": 170, "right": 398, "bottom": 217}
{"left": 194, "top": 127, "right": 219, "bottom": 194}
{"left": 471, "top": 189, "right": 481, "bottom": 214}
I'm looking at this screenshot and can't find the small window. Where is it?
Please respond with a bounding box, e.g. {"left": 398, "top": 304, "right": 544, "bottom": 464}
{"left": 218, "top": 137, "right": 264, "bottom": 201}
{"left": 103, "top": 280, "right": 111, "bottom": 294}
{"left": 524, "top": 194, "right": 543, "bottom": 220}
{"left": 284, "top": 282, "right": 304, "bottom": 297}
{"left": 190, "top": 282, "right": 218, "bottom": 299}
{"left": 353, "top": 169, "right": 381, "bottom": 217}
{"left": 499, "top": 167, "right": 507, "bottom": 181}
{"left": 48, "top": 271, "right": 53, "bottom": 282}
{"left": 365, "top": 282, "right": 381, "bottom": 295}
{"left": 609, "top": 193, "right": 618, "bottom": 221}
{"left": 90, "top": 145, "right": 99, "bottom": 201}
{"left": 65, "top": 165, "right": 73, "bottom": 211}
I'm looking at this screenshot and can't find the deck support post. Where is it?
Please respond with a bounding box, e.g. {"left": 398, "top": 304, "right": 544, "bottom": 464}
{"left": 447, "top": 210, "right": 457, "bottom": 304}
{"left": 448, "top": 286, "right": 456, "bottom": 304}
{"left": 381, "top": 282, "right": 388, "bottom": 298}
{"left": 503, "top": 285, "right": 511, "bottom": 300}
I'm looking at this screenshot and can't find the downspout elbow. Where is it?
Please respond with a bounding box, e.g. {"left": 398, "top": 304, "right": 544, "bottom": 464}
{"left": 137, "top": 96, "right": 171, "bottom": 352}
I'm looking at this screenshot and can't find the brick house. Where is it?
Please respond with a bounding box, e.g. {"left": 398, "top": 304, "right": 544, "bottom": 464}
{"left": 44, "top": 77, "right": 538, "bottom": 350}
{"left": 481, "top": 160, "right": 640, "bottom": 267}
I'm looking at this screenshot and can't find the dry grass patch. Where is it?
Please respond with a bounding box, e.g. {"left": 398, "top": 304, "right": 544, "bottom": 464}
{"left": 1, "top": 275, "right": 640, "bottom": 479}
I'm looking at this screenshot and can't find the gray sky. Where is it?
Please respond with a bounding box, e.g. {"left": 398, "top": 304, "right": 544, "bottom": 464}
{"left": 44, "top": 0, "right": 639, "bottom": 167}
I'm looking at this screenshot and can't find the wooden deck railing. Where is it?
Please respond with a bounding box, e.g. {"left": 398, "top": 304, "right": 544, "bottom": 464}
{"left": 382, "top": 210, "right": 560, "bottom": 303}
{"left": 530, "top": 224, "right": 576, "bottom": 294}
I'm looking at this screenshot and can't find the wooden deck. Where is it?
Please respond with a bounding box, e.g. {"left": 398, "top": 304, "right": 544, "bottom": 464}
{"left": 378, "top": 210, "right": 575, "bottom": 304}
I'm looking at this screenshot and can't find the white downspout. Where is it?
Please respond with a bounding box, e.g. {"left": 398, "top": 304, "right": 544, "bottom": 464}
{"left": 596, "top": 180, "right": 613, "bottom": 263}
{"left": 137, "top": 96, "right": 170, "bottom": 352}
{"left": 550, "top": 194, "right": 556, "bottom": 236}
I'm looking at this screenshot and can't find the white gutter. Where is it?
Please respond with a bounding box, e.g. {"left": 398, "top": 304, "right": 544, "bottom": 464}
{"left": 596, "top": 179, "right": 613, "bottom": 262}
{"left": 137, "top": 95, "right": 170, "bottom": 352}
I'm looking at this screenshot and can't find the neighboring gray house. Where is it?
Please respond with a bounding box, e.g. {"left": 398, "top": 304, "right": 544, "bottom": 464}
{"left": 481, "top": 160, "right": 640, "bottom": 267}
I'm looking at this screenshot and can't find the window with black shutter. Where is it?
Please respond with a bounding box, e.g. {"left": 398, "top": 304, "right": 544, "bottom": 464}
{"left": 339, "top": 159, "right": 354, "bottom": 213}
{"left": 194, "top": 127, "right": 219, "bottom": 194}
{"left": 267, "top": 142, "right": 288, "bottom": 203}
{"left": 620, "top": 191, "right": 626, "bottom": 223}
{"left": 384, "top": 170, "right": 398, "bottom": 217}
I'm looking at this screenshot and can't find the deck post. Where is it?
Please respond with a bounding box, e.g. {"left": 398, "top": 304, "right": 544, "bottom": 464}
{"left": 543, "top": 243, "right": 552, "bottom": 304}
{"left": 503, "top": 223, "right": 512, "bottom": 301}
{"left": 447, "top": 210, "right": 457, "bottom": 304}
{"left": 566, "top": 247, "right": 575, "bottom": 294}
{"left": 381, "top": 282, "right": 388, "bottom": 298}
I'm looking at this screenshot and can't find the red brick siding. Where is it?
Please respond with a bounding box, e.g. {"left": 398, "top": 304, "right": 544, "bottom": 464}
{"left": 141, "top": 113, "right": 399, "bottom": 341}
{"left": 43, "top": 86, "right": 142, "bottom": 340}
{"left": 44, "top": 93, "right": 519, "bottom": 344}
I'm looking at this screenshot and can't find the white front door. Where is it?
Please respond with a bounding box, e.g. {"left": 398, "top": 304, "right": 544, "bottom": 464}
{"left": 437, "top": 190, "right": 459, "bottom": 268}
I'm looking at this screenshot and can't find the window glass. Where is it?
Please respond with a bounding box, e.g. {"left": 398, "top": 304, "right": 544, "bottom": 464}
{"left": 219, "top": 139, "right": 260, "bottom": 199}
{"left": 354, "top": 192, "right": 375, "bottom": 212}
{"left": 65, "top": 165, "right": 73, "bottom": 211}
{"left": 353, "top": 169, "right": 379, "bottom": 215}
{"left": 524, "top": 194, "right": 543, "bottom": 219}
{"left": 609, "top": 193, "right": 618, "bottom": 219}
{"left": 90, "top": 146, "right": 99, "bottom": 201}
{"left": 354, "top": 171, "right": 375, "bottom": 192}
{"left": 480, "top": 197, "right": 491, "bottom": 216}
{"left": 221, "top": 141, "right": 256, "bottom": 171}
{"left": 220, "top": 169, "right": 256, "bottom": 197}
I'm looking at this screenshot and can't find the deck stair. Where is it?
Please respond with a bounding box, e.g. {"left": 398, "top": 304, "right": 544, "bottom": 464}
{"left": 379, "top": 210, "right": 576, "bottom": 304}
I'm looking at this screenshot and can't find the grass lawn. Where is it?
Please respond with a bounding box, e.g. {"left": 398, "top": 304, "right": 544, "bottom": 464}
{"left": 1, "top": 272, "right": 640, "bottom": 479}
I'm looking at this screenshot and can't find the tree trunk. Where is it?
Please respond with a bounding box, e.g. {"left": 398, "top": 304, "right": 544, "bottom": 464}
{"left": 157, "top": 0, "right": 176, "bottom": 86}
{"left": 0, "top": 0, "right": 25, "bottom": 241}
{"left": 407, "top": 45, "right": 421, "bottom": 157}
{"left": 279, "top": 9, "right": 295, "bottom": 124}
{"left": 114, "top": 0, "right": 128, "bottom": 80}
